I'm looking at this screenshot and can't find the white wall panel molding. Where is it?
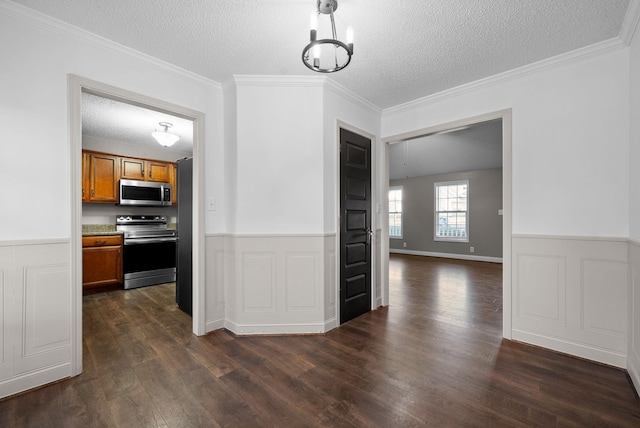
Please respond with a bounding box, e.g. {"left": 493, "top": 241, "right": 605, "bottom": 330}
{"left": 223, "top": 234, "right": 335, "bottom": 335}
{"left": 516, "top": 254, "right": 566, "bottom": 325}
{"left": 628, "top": 240, "right": 640, "bottom": 392}
{"left": 0, "top": 242, "right": 72, "bottom": 399}
{"left": 204, "top": 236, "right": 225, "bottom": 334}
{"left": 0, "top": 247, "right": 13, "bottom": 381}
{"left": 324, "top": 236, "right": 337, "bottom": 325}
{"left": 242, "top": 252, "right": 277, "bottom": 313}
{"left": 512, "top": 236, "right": 628, "bottom": 368}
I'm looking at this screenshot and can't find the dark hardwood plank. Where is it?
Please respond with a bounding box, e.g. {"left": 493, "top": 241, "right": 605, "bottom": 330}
{"left": 1, "top": 256, "right": 639, "bottom": 427}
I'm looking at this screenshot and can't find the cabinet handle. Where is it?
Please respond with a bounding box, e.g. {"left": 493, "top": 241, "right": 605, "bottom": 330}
{"left": 95, "top": 239, "right": 107, "bottom": 245}
{"left": 149, "top": 169, "right": 151, "bottom": 178}
{"left": 91, "top": 189, "right": 95, "bottom": 197}
{"left": 141, "top": 167, "right": 144, "bottom": 177}
{"left": 82, "top": 189, "right": 85, "bottom": 197}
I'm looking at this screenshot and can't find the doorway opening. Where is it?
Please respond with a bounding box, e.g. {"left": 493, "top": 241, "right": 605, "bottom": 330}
{"left": 69, "top": 75, "right": 207, "bottom": 376}
{"left": 381, "top": 110, "right": 512, "bottom": 338}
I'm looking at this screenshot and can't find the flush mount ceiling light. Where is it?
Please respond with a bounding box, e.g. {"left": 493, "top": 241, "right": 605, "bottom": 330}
{"left": 302, "top": 0, "right": 353, "bottom": 73}
{"left": 151, "top": 122, "right": 180, "bottom": 147}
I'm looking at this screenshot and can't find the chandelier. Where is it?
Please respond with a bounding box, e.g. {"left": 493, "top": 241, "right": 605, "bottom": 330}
{"left": 302, "top": 0, "right": 353, "bottom": 73}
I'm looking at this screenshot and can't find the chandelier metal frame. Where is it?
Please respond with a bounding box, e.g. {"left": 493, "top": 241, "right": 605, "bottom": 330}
{"left": 302, "top": 0, "right": 353, "bottom": 73}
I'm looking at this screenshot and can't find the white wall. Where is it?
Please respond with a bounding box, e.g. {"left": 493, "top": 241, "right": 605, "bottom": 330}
{"left": 234, "top": 77, "right": 325, "bottom": 234}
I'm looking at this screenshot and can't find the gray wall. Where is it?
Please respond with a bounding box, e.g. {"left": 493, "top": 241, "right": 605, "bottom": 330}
{"left": 390, "top": 168, "right": 503, "bottom": 258}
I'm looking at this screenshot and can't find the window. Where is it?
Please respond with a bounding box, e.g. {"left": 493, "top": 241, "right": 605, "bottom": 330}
{"left": 389, "top": 186, "right": 403, "bottom": 238}
{"left": 435, "top": 180, "right": 468, "bottom": 242}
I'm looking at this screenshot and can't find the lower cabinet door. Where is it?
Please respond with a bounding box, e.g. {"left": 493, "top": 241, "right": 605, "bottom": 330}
{"left": 82, "top": 246, "right": 122, "bottom": 288}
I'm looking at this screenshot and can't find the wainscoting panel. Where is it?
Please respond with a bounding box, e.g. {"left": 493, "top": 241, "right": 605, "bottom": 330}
{"left": 226, "top": 235, "right": 333, "bottom": 335}
{"left": 204, "top": 235, "right": 225, "bottom": 332}
{"left": 0, "top": 241, "right": 72, "bottom": 399}
{"left": 324, "top": 236, "right": 337, "bottom": 329}
{"left": 285, "top": 253, "right": 318, "bottom": 312}
{"left": 516, "top": 254, "right": 566, "bottom": 325}
{"left": 582, "top": 259, "right": 627, "bottom": 337}
{"left": 14, "top": 244, "right": 71, "bottom": 375}
{"left": 628, "top": 240, "right": 640, "bottom": 393}
{"left": 242, "top": 253, "right": 277, "bottom": 313}
{"left": 0, "top": 247, "right": 13, "bottom": 381}
{"left": 512, "top": 236, "right": 628, "bottom": 368}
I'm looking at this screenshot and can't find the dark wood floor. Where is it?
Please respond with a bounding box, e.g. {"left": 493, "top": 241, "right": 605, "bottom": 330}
{"left": 1, "top": 254, "right": 639, "bottom": 427}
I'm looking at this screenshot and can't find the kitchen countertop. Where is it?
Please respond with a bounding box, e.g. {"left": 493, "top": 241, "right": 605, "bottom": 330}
{"left": 82, "top": 224, "right": 122, "bottom": 236}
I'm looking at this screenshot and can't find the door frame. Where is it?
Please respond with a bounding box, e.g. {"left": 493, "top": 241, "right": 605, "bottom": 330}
{"left": 380, "top": 109, "right": 513, "bottom": 338}
{"left": 68, "top": 74, "right": 207, "bottom": 376}
{"left": 336, "top": 121, "right": 380, "bottom": 322}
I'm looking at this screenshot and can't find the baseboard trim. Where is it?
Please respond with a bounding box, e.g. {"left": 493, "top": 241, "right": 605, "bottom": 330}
{"left": 0, "top": 363, "right": 72, "bottom": 400}
{"left": 224, "top": 320, "right": 328, "bottom": 335}
{"left": 628, "top": 348, "right": 640, "bottom": 395}
{"left": 205, "top": 318, "right": 225, "bottom": 333}
{"left": 390, "top": 249, "right": 502, "bottom": 263}
{"left": 512, "top": 329, "right": 626, "bottom": 368}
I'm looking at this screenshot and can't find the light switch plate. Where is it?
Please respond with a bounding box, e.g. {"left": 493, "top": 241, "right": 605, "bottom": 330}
{"left": 207, "top": 197, "right": 216, "bottom": 211}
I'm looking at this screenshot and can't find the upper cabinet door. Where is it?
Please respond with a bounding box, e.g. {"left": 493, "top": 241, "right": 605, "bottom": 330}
{"left": 120, "top": 157, "right": 145, "bottom": 180}
{"left": 146, "top": 160, "right": 171, "bottom": 182}
{"left": 88, "top": 153, "right": 119, "bottom": 202}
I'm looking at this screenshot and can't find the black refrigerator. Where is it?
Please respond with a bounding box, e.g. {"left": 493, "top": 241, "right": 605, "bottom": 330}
{"left": 176, "top": 157, "right": 193, "bottom": 315}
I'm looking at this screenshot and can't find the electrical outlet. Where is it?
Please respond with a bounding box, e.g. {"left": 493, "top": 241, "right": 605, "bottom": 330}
{"left": 403, "top": 242, "right": 407, "bottom": 248}
{"left": 470, "top": 246, "right": 475, "bottom": 253}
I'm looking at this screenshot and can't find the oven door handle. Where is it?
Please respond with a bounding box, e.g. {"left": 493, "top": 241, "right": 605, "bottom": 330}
{"left": 124, "top": 237, "right": 177, "bottom": 245}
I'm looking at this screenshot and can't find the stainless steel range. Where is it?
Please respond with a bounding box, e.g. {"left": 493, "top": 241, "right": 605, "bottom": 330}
{"left": 116, "top": 215, "right": 177, "bottom": 290}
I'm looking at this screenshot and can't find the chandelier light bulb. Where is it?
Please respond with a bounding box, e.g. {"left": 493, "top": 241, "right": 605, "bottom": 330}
{"left": 346, "top": 26, "right": 354, "bottom": 44}
{"left": 310, "top": 11, "right": 318, "bottom": 31}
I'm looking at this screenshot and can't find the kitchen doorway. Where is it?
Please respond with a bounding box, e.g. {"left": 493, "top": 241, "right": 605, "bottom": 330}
{"left": 68, "top": 75, "right": 206, "bottom": 376}
{"left": 381, "top": 110, "right": 513, "bottom": 338}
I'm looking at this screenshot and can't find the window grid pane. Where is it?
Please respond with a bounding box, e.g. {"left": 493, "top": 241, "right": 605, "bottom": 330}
{"left": 389, "top": 188, "right": 403, "bottom": 237}
{"left": 435, "top": 181, "right": 468, "bottom": 240}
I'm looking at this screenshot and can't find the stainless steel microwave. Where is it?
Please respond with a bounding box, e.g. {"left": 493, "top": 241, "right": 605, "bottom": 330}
{"left": 119, "top": 179, "right": 172, "bottom": 206}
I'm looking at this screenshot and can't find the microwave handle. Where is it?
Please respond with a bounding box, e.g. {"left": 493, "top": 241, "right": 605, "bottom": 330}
{"left": 161, "top": 183, "right": 170, "bottom": 202}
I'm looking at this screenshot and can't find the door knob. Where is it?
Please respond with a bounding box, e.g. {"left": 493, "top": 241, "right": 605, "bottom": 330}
{"left": 366, "top": 227, "right": 374, "bottom": 245}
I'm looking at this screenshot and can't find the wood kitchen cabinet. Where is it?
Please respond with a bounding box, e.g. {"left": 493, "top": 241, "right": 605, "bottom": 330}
{"left": 82, "top": 150, "right": 90, "bottom": 202}
{"left": 120, "top": 157, "right": 146, "bottom": 180}
{"left": 146, "top": 160, "right": 172, "bottom": 182}
{"left": 82, "top": 234, "right": 123, "bottom": 293}
{"left": 82, "top": 150, "right": 176, "bottom": 203}
{"left": 169, "top": 162, "right": 177, "bottom": 205}
{"left": 87, "top": 152, "right": 119, "bottom": 202}
{"left": 120, "top": 157, "right": 171, "bottom": 182}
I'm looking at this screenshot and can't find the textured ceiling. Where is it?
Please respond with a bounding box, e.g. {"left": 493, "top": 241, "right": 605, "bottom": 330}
{"left": 11, "top": 0, "right": 632, "bottom": 109}
{"left": 82, "top": 92, "right": 193, "bottom": 153}
{"left": 389, "top": 120, "right": 502, "bottom": 180}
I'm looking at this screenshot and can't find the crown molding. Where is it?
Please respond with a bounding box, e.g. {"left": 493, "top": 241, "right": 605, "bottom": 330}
{"left": 383, "top": 37, "right": 627, "bottom": 117}
{"left": 619, "top": 0, "right": 640, "bottom": 45}
{"left": 323, "top": 78, "right": 382, "bottom": 116}
{"left": 0, "top": 0, "right": 222, "bottom": 91}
